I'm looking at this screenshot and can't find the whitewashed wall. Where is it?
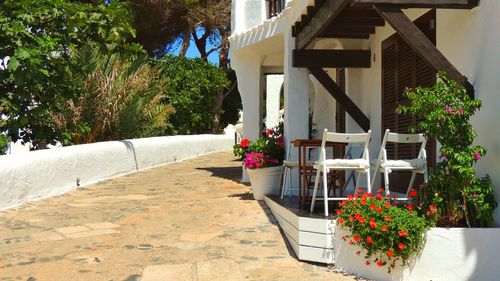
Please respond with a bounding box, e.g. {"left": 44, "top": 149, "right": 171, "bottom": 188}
{"left": 0, "top": 133, "right": 234, "bottom": 210}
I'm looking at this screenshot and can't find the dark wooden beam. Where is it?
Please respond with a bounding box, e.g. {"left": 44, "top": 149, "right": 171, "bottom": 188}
{"left": 375, "top": 5, "right": 474, "bottom": 97}
{"left": 293, "top": 50, "right": 371, "bottom": 68}
{"left": 296, "top": 0, "right": 351, "bottom": 50}
{"left": 340, "top": 8, "right": 381, "bottom": 18}
{"left": 333, "top": 17, "right": 386, "bottom": 26}
{"left": 352, "top": 0, "right": 479, "bottom": 9}
{"left": 308, "top": 67, "right": 371, "bottom": 131}
{"left": 324, "top": 26, "right": 376, "bottom": 34}
{"left": 319, "top": 33, "right": 371, "bottom": 39}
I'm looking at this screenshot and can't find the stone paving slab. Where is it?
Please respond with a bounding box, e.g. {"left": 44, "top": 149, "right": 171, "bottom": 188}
{"left": 0, "top": 151, "right": 359, "bottom": 281}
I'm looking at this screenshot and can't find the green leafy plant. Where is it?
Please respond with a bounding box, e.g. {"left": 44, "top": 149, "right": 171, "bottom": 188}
{"left": 398, "top": 73, "right": 497, "bottom": 227}
{"left": 337, "top": 190, "right": 435, "bottom": 272}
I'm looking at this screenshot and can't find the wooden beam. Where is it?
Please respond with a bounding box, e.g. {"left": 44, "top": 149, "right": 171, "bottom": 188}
{"left": 353, "top": 0, "right": 479, "bottom": 8}
{"left": 293, "top": 50, "right": 371, "bottom": 68}
{"left": 319, "top": 33, "right": 371, "bottom": 39}
{"left": 333, "top": 17, "right": 386, "bottom": 26}
{"left": 375, "top": 5, "right": 474, "bottom": 97}
{"left": 296, "top": 0, "right": 351, "bottom": 50}
{"left": 340, "top": 8, "right": 381, "bottom": 18}
{"left": 308, "top": 67, "right": 371, "bottom": 131}
{"left": 324, "top": 26, "right": 376, "bottom": 34}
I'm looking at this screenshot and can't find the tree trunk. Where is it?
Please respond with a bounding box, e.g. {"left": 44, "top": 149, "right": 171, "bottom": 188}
{"left": 210, "top": 29, "right": 231, "bottom": 133}
{"left": 178, "top": 26, "right": 192, "bottom": 57}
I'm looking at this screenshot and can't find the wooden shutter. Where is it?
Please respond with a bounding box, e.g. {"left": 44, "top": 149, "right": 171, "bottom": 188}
{"left": 381, "top": 10, "right": 436, "bottom": 192}
{"left": 336, "top": 68, "right": 346, "bottom": 133}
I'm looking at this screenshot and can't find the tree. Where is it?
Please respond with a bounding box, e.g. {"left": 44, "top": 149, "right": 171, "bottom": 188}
{"left": 156, "top": 55, "right": 229, "bottom": 135}
{"left": 0, "top": 0, "right": 141, "bottom": 148}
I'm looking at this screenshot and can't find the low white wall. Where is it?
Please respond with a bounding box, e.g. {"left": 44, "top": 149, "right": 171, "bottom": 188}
{"left": 0, "top": 134, "right": 234, "bottom": 210}
{"left": 335, "top": 226, "right": 500, "bottom": 281}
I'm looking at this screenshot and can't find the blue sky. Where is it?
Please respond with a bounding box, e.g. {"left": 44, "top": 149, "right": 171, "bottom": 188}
{"left": 169, "top": 28, "right": 221, "bottom": 65}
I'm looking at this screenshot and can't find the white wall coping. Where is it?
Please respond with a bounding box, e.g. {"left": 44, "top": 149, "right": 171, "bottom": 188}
{"left": 0, "top": 133, "right": 234, "bottom": 211}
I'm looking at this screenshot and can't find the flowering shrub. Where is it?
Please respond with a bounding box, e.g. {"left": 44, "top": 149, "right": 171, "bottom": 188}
{"left": 233, "top": 124, "right": 285, "bottom": 169}
{"left": 399, "top": 73, "right": 497, "bottom": 227}
{"left": 337, "top": 190, "right": 435, "bottom": 272}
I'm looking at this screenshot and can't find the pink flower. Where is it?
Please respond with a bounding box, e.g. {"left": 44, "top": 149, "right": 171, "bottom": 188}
{"left": 474, "top": 152, "right": 481, "bottom": 161}
{"left": 457, "top": 108, "right": 464, "bottom": 115}
{"left": 266, "top": 129, "right": 274, "bottom": 136}
{"left": 445, "top": 106, "right": 452, "bottom": 113}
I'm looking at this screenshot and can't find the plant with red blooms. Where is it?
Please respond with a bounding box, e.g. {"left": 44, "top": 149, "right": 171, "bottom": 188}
{"left": 337, "top": 190, "right": 433, "bottom": 272}
{"left": 233, "top": 123, "right": 285, "bottom": 169}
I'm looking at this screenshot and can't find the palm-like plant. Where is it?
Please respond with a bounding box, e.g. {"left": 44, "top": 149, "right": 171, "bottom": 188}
{"left": 61, "top": 46, "right": 174, "bottom": 144}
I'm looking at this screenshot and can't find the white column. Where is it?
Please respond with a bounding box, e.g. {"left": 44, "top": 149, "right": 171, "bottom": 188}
{"left": 232, "top": 51, "right": 263, "bottom": 183}
{"left": 265, "top": 74, "right": 284, "bottom": 129}
{"left": 283, "top": 29, "right": 310, "bottom": 195}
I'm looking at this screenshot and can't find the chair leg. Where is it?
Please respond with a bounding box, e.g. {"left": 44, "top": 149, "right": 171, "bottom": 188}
{"left": 424, "top": 168, "right": 429, "bottom": 184}
{"left": 323, "top": 167, "right": 329, "bottom": 217}
{"left": 310, "top": 168, "right": 321, "bottom": 213}
{"left": 355, "top": 171, "right": 361, "bottom": 193}
{"left": 366, "top": 169, "right": 371, "bottom": 193}
{"left": 288, "top": 168, "right": 293, "bottom": 198}
{"left": 280, "top": 167, "right": 288, "bottom": 200}
{"left": 407, "top": 172, "right": 417, "bottom": 196}
{"left": 384, "top": 168, "right": 390, "bottom": 197}
{"left": 371, "top": 163, "right": 380, "bottom": 191}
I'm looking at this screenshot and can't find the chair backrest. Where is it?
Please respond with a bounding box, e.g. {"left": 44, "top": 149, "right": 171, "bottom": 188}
{"left": 319, "top": 129, "right": 372, "bottom": 162}
{"left": 380, "top": 129, "right": 427, "bottom": 160}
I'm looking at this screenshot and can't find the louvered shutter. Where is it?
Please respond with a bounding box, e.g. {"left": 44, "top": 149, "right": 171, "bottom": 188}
{"left": 381, "top": 10, "right": 436, "bottom": 192}
{"left": 336, "top": 69, "right": 346, "bottom": 133}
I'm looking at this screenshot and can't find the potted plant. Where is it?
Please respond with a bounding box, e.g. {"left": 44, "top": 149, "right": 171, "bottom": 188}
{"left": 233, "top": 125, "right": 285, "bottom": 200}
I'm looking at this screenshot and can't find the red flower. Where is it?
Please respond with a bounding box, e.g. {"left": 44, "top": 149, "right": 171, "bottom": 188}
{"left": 336, "top": 209, "right": 342, "bottom": 215}
{"left": 409, "top": 190, "right": 418, "bottom": 198}
{"left": 407, "top": 205, "right": 415, "bottom": 211}
{"left": 385, "top": 202, "right": 391, "bottom": 208}
{"left": 277, "top": 141, "right": 284, "bottom": 149}
{"left": 385, "top": 215, "right": 391, "bottom": 221}
{"left": 369, "top": 204, "right": 376, "bottom": 210}
{"left": 429, "top": 205, "right": 437, "bottom": 212}
{"left": 361, "top": 199, "right": 366, "bottom": 205}
{"left": 367, "top": 236, "right": 373, "bottom": 244}
{"left": 354, "top": 214, "right": 361, "bottom": 220}
{"left": 266, "top": 129, "right": 274, "bottom": 136}
{"left": 354, "top": 235, "right": 360, "bottom": 242}
{"left": 338, "top": 218, "right": 344, "bottom": 225}
{"left": 347, "top": 194, "right": 353, "bottom": 200}
{"left": 369, "top": 219, "right": 377, "bottom": 229}
{"left": 349, "top": 216, "right": 354, "bottom": 221}
{"left": 398, "top": 242, "right": 405, "bottom": 250}
{"left": 399, "top": 230, "right": 408, "bottom": 237}
{"left": 358, "top": 217, "right": 365, "bottom": 224}
{"left": 381, "top": 225, "right": 388, "bottom": 232}
{"left": 377, "top": 207, "right": 383, "bottom": 213}
{"left": 375, "top": 194, "right": 383, "bottom": 200}
{"left": 377, "top": 261, "right": 383, "bottom": 267}
{"left": 378, "top": 188, "right": 385, "bottom": 193}
{"left": 387, "top": 249, "right": 393, "bottom": 257}
{"left": 240, "top": 138, "right": 250, "bottom": 148}
{"left": 426, "top": 211, "right": 431, "bottom": 217}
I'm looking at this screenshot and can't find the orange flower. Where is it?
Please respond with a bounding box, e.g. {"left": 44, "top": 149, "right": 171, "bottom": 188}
{"left": 381, "top": 225, "right": 388, "bottom": 232}
{"left": 387, "top": 249, "right": 393, "bottom": 257}
{"left": 385, "top": 215, "right": 392, "bottom": 221}
{"left": 338, "top": 218, "right": 344, "bottom": 225}
{"left": 369, "top": 204, "right": 376, "bottom": 210}
{"left": 367, "top": 236, "right": 373, "bottom": 244}
{"left": 349, "top": 216, "right": 354, "bottom": 221}
{"left": 377, "top": 261, "right": 383, "bottom": 267}
{"left": 385, "top": 202, "right": 391, "bottom": 208}
{"left": 429, "top": 205, "right": 437, "bottom": 212}
{"left": 399, "top": 230, "right": 408, "bottom": 237}
{"left": 369, "top": 219, "right": 377, "bottom": 229}
{"left": 409, "top": 190, "right": 418, "bottom": 198}
{"left": 377, "top": 207, "right": 383, "bottom": 213}
{"left": 398, "top": 242, "right": 405, "bottom": 250}
{"left": 358, "top": 217, "right": 365, "bottom": 224}
{"left": 354, "top": 235, "right": 360, "bottom": 242}
{"left": 426, "top": 211, "right": 431, "bottom": 217}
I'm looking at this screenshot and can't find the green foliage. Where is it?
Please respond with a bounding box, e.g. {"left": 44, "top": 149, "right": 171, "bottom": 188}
{"left": 0, "top": 134, "right": 10, "bottom": 155}
{"left": 59, "top": 45, "right": 174, "bottom": 144}
{"left": 338, "top": 191, "right": 434, "bottom": 271}
{"left": 0, "top": 0, "right": 141, "bottom": 148}
{"left": 399, "top": 73, "right": 497, "bottom": 227}
{"left": 156, "top": 55, "right": 229, "bottom": 135}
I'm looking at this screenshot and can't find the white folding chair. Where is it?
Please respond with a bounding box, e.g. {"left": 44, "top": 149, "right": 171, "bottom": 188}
{"left": 371, "top": 129, "right": 428, "bottom": 200}
{"left": 310, "top": 129, "right": 372, "bottom": 216}
{"left": 280, "top": 141, "right": 298, "bottom": 199}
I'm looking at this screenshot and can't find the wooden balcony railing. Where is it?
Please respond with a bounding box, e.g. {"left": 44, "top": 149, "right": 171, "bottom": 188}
{"left": 267, "top": 0, "right": 286, "bottom": 19}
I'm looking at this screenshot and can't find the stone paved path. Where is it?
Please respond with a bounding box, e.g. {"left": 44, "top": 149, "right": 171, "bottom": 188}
{"left": 0, "top": 151, "right": 357, "bottom": 281}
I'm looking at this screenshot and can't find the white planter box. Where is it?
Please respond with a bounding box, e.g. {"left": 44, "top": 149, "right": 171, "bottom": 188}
{"left": 247, "top": 166, "right": 283, "bottom": 200}
{"left": 334, "top": 226, "right": 500, "bottom": 281}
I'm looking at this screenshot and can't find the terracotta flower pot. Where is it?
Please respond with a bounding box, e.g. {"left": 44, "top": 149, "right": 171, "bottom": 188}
{"left": 247, "top": 165, "right": 284, "bottom": 200}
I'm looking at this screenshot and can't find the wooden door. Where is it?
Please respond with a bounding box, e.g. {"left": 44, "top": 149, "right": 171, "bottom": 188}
{"left": 381, "top": 10, "right": 437, "bottom": 192}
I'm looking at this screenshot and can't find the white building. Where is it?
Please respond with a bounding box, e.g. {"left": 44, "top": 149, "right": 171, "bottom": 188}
{"left": 230, "top": 1, "right": 500, "bottom": 279}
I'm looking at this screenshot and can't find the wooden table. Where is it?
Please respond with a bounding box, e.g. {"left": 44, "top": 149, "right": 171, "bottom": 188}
{"left": 292, "top": 139, "right": 346, "bottom": 208}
